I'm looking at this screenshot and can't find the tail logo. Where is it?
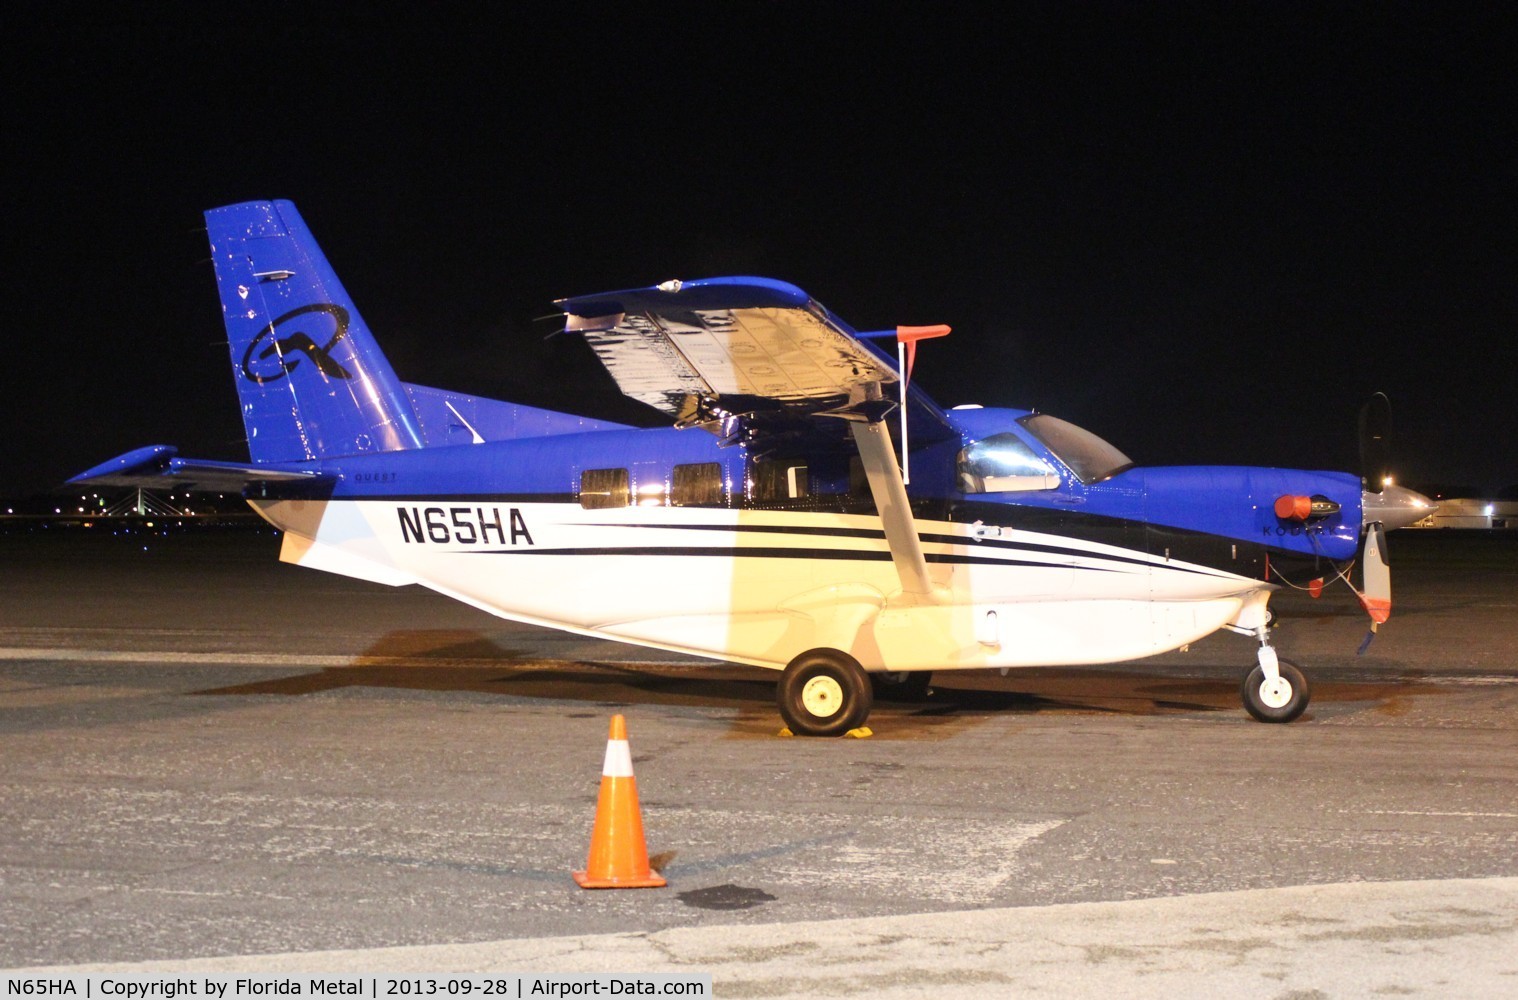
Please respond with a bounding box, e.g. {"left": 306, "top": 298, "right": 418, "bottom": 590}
{"left": 241, "top": 303, "right": 354, "bottom": 383}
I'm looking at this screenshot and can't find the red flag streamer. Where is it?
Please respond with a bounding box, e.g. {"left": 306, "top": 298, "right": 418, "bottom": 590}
{"left": 895, "top": 325, "right": 951, "bottom": 483}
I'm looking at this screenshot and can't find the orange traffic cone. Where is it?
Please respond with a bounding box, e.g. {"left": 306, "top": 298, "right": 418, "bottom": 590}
{"left": 573, "top": 714, "right": 667, "bottom": 889}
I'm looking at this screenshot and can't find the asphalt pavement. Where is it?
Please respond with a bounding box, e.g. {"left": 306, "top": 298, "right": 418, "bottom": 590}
{"left": 2, "top": 527, "right": 1515, "bottom": 995}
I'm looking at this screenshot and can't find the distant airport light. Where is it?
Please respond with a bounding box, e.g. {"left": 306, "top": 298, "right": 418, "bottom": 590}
{"left": 1383, "top": 476, "right": 1395, "bottom": 487}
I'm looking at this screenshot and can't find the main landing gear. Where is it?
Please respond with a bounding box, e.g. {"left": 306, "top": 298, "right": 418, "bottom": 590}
{"left": 777, "top": 649, "right": 874, "bottom": 737}
{"left": 776, "top": 649, "right": 937, "bottom": 736}
{"left": 1241, "top": 634, "right": 1311, "bottom": 723}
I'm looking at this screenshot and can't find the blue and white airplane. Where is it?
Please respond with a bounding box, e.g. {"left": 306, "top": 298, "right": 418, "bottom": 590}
{"left": 74, "top": 200, "right": 1435, "bottom": 735}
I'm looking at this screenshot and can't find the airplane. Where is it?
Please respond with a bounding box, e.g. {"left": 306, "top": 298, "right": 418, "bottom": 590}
{"left": 72, "top": 200, "right": 1437, "bottom": 736}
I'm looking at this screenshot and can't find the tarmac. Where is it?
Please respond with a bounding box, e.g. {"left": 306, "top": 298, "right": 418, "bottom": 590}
{"left": 12, "top": 878, "right": 1518, "bottom": 998}
{"left": 3, "top": 526, "right": 1516, "bottom": 996}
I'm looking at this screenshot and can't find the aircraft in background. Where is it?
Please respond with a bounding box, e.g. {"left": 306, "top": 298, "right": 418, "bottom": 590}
{"left": 73, "top": 200, "right": 1435, "bottom": 735}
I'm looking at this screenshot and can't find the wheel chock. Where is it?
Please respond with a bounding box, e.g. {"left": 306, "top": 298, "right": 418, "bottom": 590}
{"left": 776, "top": 725, "right": 873, "bottom": 738}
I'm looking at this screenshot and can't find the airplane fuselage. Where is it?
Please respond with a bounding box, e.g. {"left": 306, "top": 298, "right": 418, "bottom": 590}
{"left": 248, "top": 408, "right": 1364, "bottom": 674}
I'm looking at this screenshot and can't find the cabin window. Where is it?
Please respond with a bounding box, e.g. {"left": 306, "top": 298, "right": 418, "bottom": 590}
{"left": 672, "top": 463, "right": 725, "bottom": 506}
{"left": 958, "top": 433, "right": 1060, "bottom": 493}
{"left": 580, "top": 468, "right": 630, "bottom": 509}
{"left": 751, "top": 460, "right": 809, "bottom": 501}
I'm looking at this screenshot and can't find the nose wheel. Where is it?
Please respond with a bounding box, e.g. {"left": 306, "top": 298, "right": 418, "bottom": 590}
{"left": 1241, "top": 643, "right": 1310, "bottom": 723}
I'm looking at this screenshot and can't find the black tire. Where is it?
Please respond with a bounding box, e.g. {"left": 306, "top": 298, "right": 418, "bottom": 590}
{"left": 777, "top": 649, "right": 873, "bottom": 737}
{"left": 870, "top": 670, "right": 933, "bottom": 703}
{"left": 1241, "top": 658, "right": 1310, "bottom": 723}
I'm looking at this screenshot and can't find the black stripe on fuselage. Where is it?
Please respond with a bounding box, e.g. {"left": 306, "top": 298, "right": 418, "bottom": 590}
{"left": 578, "top": 520, "right": 1227, "bottom": 579}
{"left": 462, "top": 545, "right": 1123, "bottom": 571}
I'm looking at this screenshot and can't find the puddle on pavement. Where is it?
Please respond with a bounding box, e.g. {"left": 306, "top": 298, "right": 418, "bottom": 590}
{"left": 677, "top": 883, "right": 777, "bottom": 910}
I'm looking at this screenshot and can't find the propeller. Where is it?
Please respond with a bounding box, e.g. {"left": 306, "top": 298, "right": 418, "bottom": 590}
{"left": 1354, "top": 393, "right": 1436, "bottom": 640}
{"left": 1358, "top": 391, "right": 1392, "bottom": 492}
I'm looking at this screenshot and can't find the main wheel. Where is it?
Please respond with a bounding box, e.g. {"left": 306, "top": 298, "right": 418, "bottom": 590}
{"left": 1241, "top": 658, "right": 1310, "bottom": 723}
{"left": 778, "top": 649, "right": 873, "bottom": 737}
{"left": 870, "top": 670, "right": 933, "bottom": 702}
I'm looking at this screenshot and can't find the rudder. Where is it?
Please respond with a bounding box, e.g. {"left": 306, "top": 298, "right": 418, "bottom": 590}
{"left": 206, "top": 200, "right": 424, "bottom": 463}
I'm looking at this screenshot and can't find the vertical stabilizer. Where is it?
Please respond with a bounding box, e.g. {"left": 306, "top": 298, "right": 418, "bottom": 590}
{"left": 206, "top": 200, "right": 424, "bottom": 463}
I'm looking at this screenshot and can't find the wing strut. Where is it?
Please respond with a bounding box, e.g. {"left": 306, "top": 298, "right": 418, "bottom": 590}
{"left": 849, "top": 418, "right": 942, "bottom": 603}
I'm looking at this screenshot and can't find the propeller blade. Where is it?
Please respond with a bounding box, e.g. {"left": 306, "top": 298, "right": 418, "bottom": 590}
{"left": 1350, "top": 392, "right": 1433, "bottom": 641}
{"left": 1358, "top": 522, "right": 1391, "bottom": 624}
{"left": 1358, "top": 391, "right": 1392, "bottom": 491}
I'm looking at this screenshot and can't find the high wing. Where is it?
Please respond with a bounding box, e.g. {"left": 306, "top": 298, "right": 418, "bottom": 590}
{"left": 559, "top": 276, "right": 951, "bottom": 602}
{"left": 559, "top": 276, "right": 900, "bottom": 434}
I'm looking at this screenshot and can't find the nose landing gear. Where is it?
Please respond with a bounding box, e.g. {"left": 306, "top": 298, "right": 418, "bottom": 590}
{"left": 1241, "top": 633, "right": 1311, "bottom": 723}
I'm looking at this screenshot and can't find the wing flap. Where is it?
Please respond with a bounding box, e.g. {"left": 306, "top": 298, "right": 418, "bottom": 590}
{"left": 571, "top": 310, "right": 713, "bottom": 416}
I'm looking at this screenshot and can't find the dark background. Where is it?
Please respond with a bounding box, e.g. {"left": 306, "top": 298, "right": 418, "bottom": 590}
{"left": 5, "top": 2, "right": 1515, "bottom": 497}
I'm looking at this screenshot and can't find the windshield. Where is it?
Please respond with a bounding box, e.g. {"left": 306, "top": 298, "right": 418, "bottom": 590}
{"left": 1019, "top": 413, "right": 1133, "bottom": 484}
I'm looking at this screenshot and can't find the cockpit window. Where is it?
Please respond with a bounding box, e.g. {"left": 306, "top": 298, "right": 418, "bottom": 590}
{"left": 1019, "top": 413, "right": 1133, "bottom": 484}
{"left": 957, "top": 433, "right": 1059, "bottom": 493}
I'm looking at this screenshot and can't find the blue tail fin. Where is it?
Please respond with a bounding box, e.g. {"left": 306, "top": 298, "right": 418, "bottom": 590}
{"left": 206, "top": 200, "right": 424, "bottom": 463}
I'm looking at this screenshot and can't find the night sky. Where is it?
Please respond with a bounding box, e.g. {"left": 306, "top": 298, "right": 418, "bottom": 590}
{"left": 6, "top": 4, "right": 1515, "bottom": 497}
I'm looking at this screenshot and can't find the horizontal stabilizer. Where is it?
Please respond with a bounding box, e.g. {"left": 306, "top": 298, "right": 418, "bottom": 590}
{"left": 70, "top": 445, "right": 328, "bottom": 493}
